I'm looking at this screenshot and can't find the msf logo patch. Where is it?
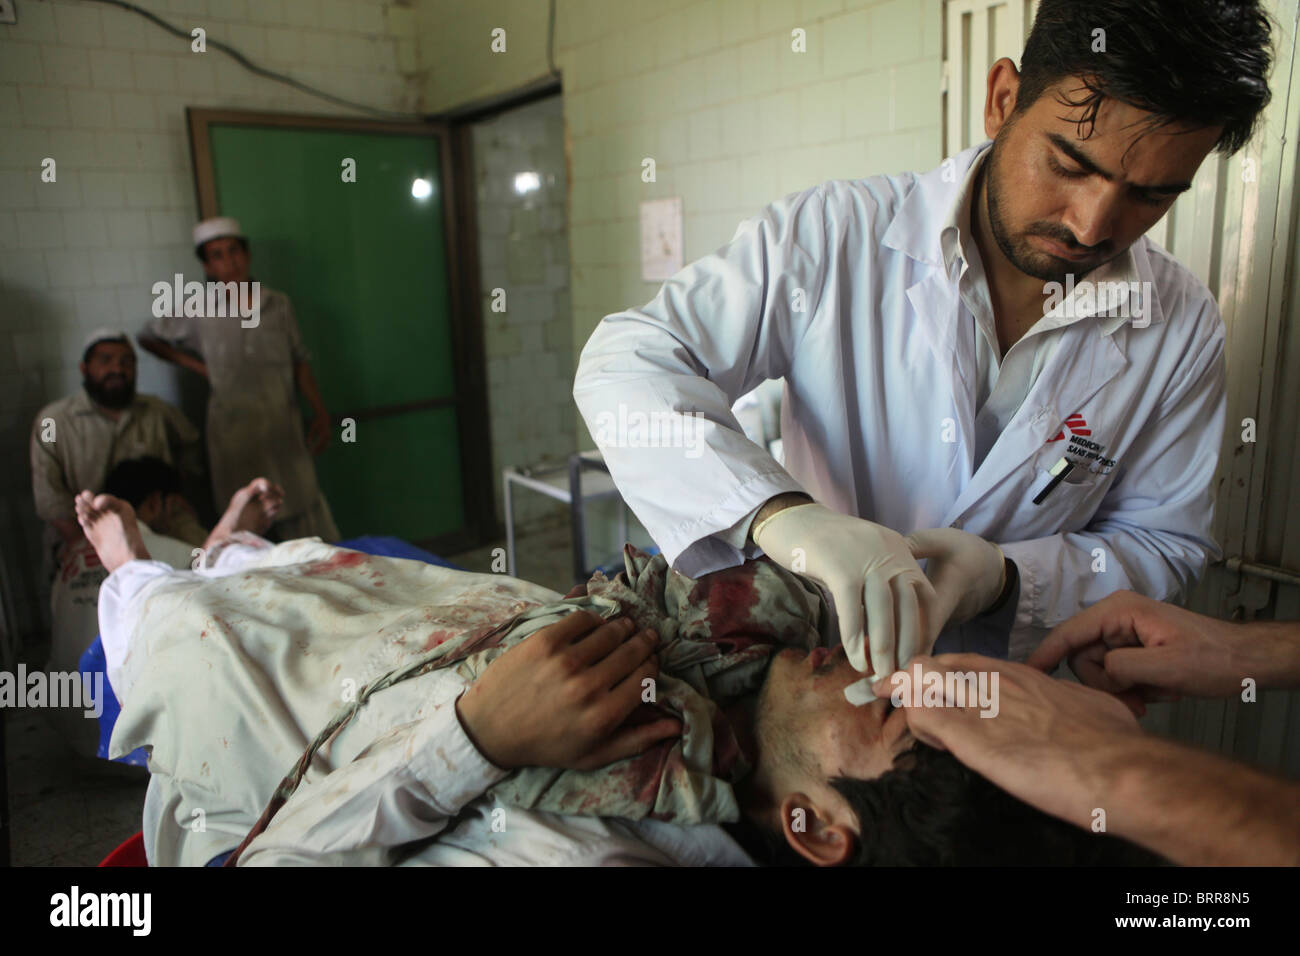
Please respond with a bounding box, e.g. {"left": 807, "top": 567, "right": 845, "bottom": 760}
{"left": 1047, "top": 412, "right": 1091, "bottom": 442}
{"left": 1046, "top": 413, "right": 1117, "bottom": 475}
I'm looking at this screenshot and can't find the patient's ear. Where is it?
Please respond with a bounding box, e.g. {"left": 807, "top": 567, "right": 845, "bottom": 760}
{"left": 779, "top": 792, "right": 855, "bottom": 867}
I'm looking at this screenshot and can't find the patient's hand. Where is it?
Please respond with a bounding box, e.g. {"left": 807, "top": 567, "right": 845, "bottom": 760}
{"left": 455, "top": 610, "right": 681, "bottom": 771}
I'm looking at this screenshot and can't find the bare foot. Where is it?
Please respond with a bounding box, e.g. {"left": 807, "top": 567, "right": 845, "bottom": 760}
{"left": 74, "top": 491, "right": 151, "bottom": 573}
{"left": 203, "top": 478, "right": 284, "bottom": 551}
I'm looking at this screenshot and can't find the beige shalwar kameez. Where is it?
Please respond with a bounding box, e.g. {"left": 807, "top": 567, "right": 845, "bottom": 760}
{"left": 147, "top": 286, "right": 338, "bottom": 540}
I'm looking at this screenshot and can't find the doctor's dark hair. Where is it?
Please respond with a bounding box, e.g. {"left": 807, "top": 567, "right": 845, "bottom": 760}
{"left": 745, "top": 743, "right": 1165, "bottom": 866}
{"left": 1015, "top": 0, "right": 1273, "bottom": 155}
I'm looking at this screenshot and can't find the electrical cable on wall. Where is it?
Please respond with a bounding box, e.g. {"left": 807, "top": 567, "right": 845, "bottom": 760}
{"left": 78, "top": 0, "right": 428, "bottom": 120}
{"left": 546, "top": 0, "right": 560, "bottom": 79}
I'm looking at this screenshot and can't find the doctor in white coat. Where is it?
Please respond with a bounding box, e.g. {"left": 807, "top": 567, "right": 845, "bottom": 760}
{"left": 575, "top": 16, "right": 1271, "bottom": 687}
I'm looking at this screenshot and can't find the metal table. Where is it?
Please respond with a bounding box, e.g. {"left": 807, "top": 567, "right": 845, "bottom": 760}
{"left": 503, "top": 450, "right": 629, "bottom": 585}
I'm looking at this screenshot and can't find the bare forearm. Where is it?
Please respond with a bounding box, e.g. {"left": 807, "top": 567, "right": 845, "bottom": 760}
{"left": 1086, "top": 734, "right": 1300, "bottom": 866}
{"left": 1235, "top": 620, "right": 1300, "bottom": 690}
{"left": 139, "top": 335, "right": 207, "bottom": 377}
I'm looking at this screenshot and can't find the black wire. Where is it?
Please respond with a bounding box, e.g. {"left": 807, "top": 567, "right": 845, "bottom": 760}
{"left": 78, "top": 0, "right": 428, "bottom": 121}
{"left": 547, "top": 0, "right": 560, "bottom": 79}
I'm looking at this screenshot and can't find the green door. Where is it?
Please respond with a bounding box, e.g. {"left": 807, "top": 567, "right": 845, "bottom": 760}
{"left": 205, "top": 123, "right": 468, "bottom": 545}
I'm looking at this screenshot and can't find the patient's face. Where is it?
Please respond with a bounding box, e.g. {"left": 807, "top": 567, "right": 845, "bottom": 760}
{"left": 749, "top": 643, "right": 915, "bottom": 864}
{"left": 756, "top": 644, "right": 912, "bottom": 783}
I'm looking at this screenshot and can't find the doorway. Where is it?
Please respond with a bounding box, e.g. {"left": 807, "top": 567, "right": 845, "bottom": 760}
{"left": 187, "top": 109, "right": 493, "bottom": 553}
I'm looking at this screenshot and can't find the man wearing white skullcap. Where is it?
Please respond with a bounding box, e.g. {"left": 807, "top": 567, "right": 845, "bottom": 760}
{"left": 139, "top": 217, "right": 339, "bottom": 541}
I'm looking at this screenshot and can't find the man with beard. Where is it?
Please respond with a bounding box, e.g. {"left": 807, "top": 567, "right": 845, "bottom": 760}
{"left": 574, "top": 0, "right": 1272, "bottom": 688}
{"left": 30, "top": 329, "right": 203, "bottom": 564}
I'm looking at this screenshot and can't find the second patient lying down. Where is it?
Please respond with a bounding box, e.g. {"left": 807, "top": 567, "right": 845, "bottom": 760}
{"left": 78, "top": 483, "right": 1160, "bottom": 867}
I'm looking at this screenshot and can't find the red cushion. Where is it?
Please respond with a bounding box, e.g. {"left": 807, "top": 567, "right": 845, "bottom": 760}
{"left": 98, "top": 831, "right": 147, "bottom": 867}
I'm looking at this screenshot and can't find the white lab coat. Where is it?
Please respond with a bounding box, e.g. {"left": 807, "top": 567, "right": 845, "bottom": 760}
{"left": 574, "top": 142, "right": 1226, "bottom": 660}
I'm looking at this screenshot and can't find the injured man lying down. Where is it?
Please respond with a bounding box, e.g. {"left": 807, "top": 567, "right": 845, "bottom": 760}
{"left": 78, "top": 482, "right": 1160, "bottom": 868}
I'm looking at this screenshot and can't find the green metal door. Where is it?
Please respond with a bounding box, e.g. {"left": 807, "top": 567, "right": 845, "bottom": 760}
{"left": 205, "top": 123, "right": 467, "bottom": 545}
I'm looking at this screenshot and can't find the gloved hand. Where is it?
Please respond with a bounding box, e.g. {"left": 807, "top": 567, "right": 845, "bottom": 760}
{"left": 905, "top": 528, "right": 1008, "bottom": 646}
{"left": 751, "top": 502, "right": 938, "bottom": 678}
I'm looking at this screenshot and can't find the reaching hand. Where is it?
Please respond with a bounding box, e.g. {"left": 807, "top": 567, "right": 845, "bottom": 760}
{"left": 1030, "top": 590, "right": 1254, "bottom": 710}
{"left": 897, "top": 653, "right": 1141, "bottom": 829}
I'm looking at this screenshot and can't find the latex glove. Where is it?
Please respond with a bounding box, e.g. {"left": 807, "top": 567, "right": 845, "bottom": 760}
{"left": 752, "top": 502, "right": 938, "bottom": 679}
{"left": 905, "top": 528, "right": 1007, "bottom": 646}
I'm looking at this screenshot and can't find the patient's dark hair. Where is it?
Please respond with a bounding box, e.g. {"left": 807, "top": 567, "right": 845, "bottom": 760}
{"left": 103, "top": 456, "right": 182, "bottom": 509}
{"left": 1016, "top": 0, "right": 1273, "bottom": 155}
{"left": 746, "top": 744, "right": 1165, "bottom": 867}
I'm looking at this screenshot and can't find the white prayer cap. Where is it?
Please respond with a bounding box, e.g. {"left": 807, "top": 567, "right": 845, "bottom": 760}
{"left": 192, "top": 216, "right": 245, "bottom": 250}
{"left": 82, "top": 327, "right": 131, "bottom": 359}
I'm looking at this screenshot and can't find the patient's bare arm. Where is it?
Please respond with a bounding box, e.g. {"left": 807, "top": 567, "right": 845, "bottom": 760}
{"left": 455, "top": 610, "right": 681, "bottom": 771}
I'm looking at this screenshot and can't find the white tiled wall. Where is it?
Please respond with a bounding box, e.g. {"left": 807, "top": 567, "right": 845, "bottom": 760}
{"left": 0, "top": 0, "right": 419, "bottom": 642}
{"left": 414, "top": 0, "right": 943, "bottom": 562}
{"left": 554, "top": 0, "right": 944, "bottom": 404}
{"left": 472, "top": 95, "right": 575, "bottom": 531}
{"left": 413, "top": 2, "right": 944, "bottom": 395}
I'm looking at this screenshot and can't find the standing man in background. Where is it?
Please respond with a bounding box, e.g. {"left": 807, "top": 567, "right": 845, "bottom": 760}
{"left": 139, "top": 217, "right": 339, "bottom": 541}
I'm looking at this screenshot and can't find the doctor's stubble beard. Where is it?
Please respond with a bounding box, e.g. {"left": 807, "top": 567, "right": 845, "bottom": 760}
{"left": 984, "top": 129, "right": 1121, "bottom": 285}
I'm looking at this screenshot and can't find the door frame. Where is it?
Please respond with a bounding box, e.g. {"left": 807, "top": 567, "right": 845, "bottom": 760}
{"left": 185, "top": 108, "right": 495, "bottom": 555}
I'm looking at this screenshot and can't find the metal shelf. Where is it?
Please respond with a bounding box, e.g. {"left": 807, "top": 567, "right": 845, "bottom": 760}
{"left": 503, "top": 450, "right": 628, "bottom": 584}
